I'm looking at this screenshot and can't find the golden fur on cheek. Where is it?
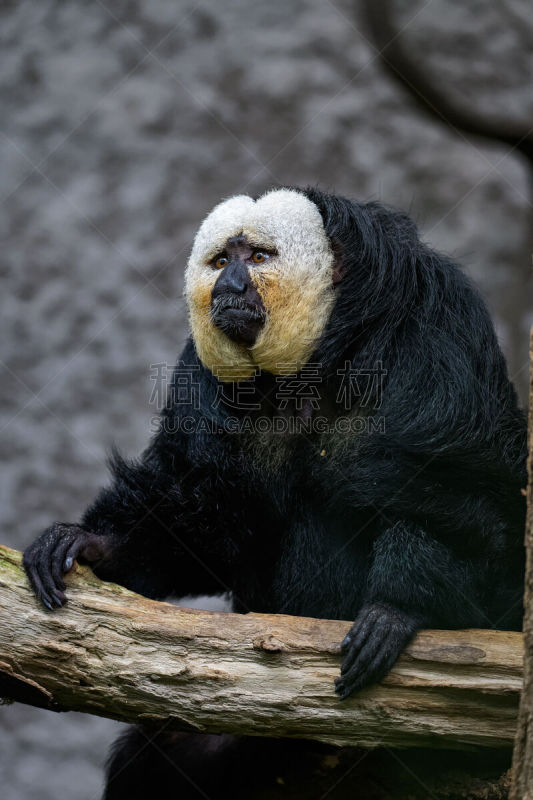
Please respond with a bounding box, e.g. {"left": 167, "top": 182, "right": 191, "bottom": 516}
{"left": 192, "top": 281, "right": 214, "bottom": 316}
{"left": 251, "top": 269, "right": 335, "bottom": 374}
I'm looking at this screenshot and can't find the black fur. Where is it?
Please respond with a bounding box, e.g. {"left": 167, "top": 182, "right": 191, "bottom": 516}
{"left": 23, "top": 187, "right": 527, "bottom": 797}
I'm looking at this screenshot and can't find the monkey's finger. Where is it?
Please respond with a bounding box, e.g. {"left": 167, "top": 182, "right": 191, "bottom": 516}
{"left": 337, "top": 612, "right": 419, "bottom": 699}
{"left": 335, "top": 663, "right": 380, "bottom": 700}
{"left": 340, "top": 605, "right": 377, "bottom": 651}
{"left": 23, "top": 558, "right": 55, "bottom": 611}
{"left": 63, "top": 536, "right": 85, "bottom": 573}
{"left": 339, "top": 620, "right": 386, "bottom": 684}
{"left": 340, "top": 605, "right": 381, "bottom": 657}
{"left": 35, "top": 553, "right": 65, "bottom": 608}
{"left": 335, "top": 636, "right": 392, "bottom": 699}
{"left": 341, "top": 646, "right": 393, "bottom": 698}
{"left": 50, "top": 531, "right": 78, "bottom": 592}
{"left": 340, "top": 615, "right": 387, "bottom": 676}
{"left": 25, "top": 531, "right": 64, "bottom": 608}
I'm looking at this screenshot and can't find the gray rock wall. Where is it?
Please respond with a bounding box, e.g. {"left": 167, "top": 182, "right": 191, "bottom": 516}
{"left": 1, "top": 1, "right": 531, "bottom": 797}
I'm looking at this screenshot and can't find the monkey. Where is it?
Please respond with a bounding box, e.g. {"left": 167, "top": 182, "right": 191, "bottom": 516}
{"left": 23, "top": 187, "right": 526, "bottom": 798}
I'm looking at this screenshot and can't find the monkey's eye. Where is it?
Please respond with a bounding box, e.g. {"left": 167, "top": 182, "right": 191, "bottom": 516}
{"left": 252, "top": 251, "right": 269, "bottom": 264}
{"left": 214, "top": 255, "right": 228, "bottom": 269}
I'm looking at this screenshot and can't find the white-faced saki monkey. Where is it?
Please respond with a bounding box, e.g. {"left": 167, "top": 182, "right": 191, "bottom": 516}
{"left": 24, "top": 188, "right": 527, "bottom": 799}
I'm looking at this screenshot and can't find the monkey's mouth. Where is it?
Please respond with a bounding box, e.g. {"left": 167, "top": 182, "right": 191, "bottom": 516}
{"left": 211, "top": 296, "right": 266, "bottom": 347}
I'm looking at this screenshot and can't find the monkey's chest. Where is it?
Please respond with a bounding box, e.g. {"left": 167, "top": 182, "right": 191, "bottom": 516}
{"left": 234, "top": 500, "right": 373, "bottom": 621}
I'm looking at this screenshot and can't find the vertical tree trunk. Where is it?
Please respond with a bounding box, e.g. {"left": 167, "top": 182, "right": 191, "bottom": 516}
{"left": 511, "top": 328, "right": 533, "bottom": 799}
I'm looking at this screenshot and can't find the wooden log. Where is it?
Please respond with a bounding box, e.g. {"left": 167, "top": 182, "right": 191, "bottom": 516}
{"left": 510, "top": 329, "right": 533, "bottom": 798}
{"left": 0, "top": 545, "right": 523, "bottom": 751}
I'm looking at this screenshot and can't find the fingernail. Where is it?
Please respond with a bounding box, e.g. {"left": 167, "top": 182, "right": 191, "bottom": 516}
{"left": 43, "top": 598, "right": 53, "bottom": 611}
{"left": 64, "top": 557, "right": 73, "bottom": 571}
{"left": 341, "top": 635, "right": 352, "bottom": 648}
{"left": 52, "top": 594, "right": 63, "bottom": 607}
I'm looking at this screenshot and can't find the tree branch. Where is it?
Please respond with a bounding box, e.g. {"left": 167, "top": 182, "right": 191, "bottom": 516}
{"left": 0, "top": 545, "right": 523, "bottom": 750}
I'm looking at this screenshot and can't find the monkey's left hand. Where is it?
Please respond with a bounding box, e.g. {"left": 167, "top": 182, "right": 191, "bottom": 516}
{"left": 334, "top": 603, "right": 420, "bottom": 699}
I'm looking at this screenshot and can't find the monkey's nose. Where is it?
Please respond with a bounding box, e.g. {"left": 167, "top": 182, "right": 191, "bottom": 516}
{"left": 212, "top": 261, "right": 248, "bottom": 296}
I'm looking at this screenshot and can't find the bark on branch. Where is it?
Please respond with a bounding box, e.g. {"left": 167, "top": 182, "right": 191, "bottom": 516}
{"left": 0, "top": 546, "right": 523, "bottom": 750}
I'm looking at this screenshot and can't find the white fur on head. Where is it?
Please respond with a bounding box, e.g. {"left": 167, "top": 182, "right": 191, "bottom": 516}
{"left": 185, "top": 189, "right": 335, "bottom": 381}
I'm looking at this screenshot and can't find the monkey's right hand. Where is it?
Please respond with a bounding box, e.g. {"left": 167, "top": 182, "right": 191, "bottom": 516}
{"left": 23, "top": 523, "right": 110, "bottom": 610}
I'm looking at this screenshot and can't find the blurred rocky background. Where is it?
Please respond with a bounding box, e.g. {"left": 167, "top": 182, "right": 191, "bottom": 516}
{"left": 1, "top": 1, "right": 532, "bottom": 797}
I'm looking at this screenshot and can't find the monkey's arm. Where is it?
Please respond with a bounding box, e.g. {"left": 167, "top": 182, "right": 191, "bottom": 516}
{"left": 23, "top": 454, "right": 230, "bottom": 610}
{"left": 335, "top": 521, "right": 485, "bottom": 699}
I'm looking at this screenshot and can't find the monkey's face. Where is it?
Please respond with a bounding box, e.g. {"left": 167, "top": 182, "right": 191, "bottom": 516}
{"left": 185, "top": 189, "right": 335, "bottom": 381}
{"left": 209, "top": 234, "right": 269, "bottom": 348}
